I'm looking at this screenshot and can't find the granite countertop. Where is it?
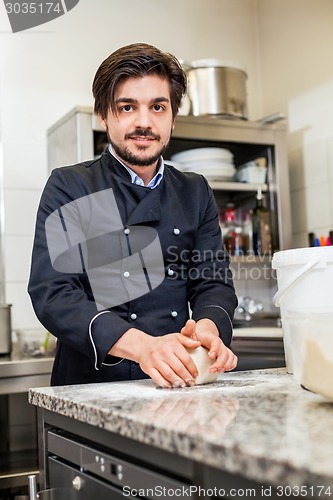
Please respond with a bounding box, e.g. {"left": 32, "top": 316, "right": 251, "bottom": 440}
{"left": 29, "top": 368, "right": 333, "bottom": 490}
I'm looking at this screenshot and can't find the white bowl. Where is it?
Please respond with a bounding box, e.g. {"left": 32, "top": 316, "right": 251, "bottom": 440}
{"left": 171, "top": 147, "right": 233, "bottom": 163}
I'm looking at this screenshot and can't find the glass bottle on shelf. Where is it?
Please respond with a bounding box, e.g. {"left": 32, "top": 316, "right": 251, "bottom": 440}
{"left": 242, "top": 211, "right": 254, "bottom": 255}
{"left": 252, "top": 188, "right": 272, "bottom": 256}
{"left": 220, "top": 203, "right": 236, "bottom": 255}
{"left": 234, "top": 226, "right": 245, "bottom": 256}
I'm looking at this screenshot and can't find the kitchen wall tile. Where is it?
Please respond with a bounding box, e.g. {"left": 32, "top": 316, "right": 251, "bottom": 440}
{"left": 4, "top": 235, "right": 33, "bottom": 283}
{"left": 2, "top": 141, "right": 48, "bottom": 190}
{"left": 329, "top": 180, "right": 333, "bottom": 226}
{"left": 3, "top": 188, "right": 41, "bottom": 236}
{"left": 292, "top": 231, "right": 309, "bottom": 249}
{"left": 303, "top": 140, "right": 329, "bottom": 187}
{"left": 305, "top": 182, "right": 331, "bottom": 230}
{"left": 288, "top": 147, "right": 305, "bottom": 191}
{"left": 327, "top": 137, "right": 333, "bottom": 181}
{"left": 6, "top": 282, "right": 42, "bottom": 331}
{"left": 290, "top": 189, "right": 307, "bottom": 233}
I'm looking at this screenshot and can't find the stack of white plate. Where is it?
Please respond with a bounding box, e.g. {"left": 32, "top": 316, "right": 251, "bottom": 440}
{"left": 170, "top": 147, "right": 235, "bottom": 181}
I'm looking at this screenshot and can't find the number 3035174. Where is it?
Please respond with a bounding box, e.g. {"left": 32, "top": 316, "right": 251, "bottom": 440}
{"left": 5, "top": 3, "right": 62, "bottom": 14}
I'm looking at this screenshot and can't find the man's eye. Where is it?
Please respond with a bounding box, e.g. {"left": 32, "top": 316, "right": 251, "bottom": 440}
{"left": 121, "top": 105, "right": 132, "bottom": 112}
{"left": 153, "top": 104, "right": 164, "bottom": 112}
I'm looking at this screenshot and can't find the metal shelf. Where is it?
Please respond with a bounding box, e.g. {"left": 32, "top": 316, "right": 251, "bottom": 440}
{"left": 0, "top": 449, "right": 39, "bottom": 489}
{"left": 209, "top": 181, "right": 268, "bottom": 192}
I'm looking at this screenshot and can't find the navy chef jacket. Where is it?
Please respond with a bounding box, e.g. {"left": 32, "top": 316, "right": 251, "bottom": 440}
{"left": 28, "top": 149, "right": 237, "bottom": 385}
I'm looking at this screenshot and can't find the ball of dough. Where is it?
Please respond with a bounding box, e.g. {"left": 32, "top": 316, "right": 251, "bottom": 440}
{"left": 186, "top": 345, "right": 218, "bottom": 385}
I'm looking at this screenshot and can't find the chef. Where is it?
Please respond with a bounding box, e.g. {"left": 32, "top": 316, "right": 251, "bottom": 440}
{"left": 28, "top": 43, "right": 238, "bottom": 388}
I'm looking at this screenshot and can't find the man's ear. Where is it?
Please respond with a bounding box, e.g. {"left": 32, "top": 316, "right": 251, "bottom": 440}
{"left": 97, "top": 113, "right": 107, "bottom": 131}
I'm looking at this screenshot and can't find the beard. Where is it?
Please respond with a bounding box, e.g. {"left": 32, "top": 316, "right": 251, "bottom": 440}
{"left": 106, "top": 126, "right": 170, "bottom": 167}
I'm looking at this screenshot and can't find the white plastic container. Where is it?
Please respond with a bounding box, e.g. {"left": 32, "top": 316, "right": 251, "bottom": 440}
{"left": 272, "top": 247, "right": 333, "bottom": 374}
{"left": 300, "top": 311, "right": 333, "bottom": 401}
{"left": 284, "top": 309, "right": 333, "bottom": 400}
{"left": 16, "top": 329, "right": 56, "bottom": 357}
{"left": 235, "top": 162, "right": 267, "bottom": 184}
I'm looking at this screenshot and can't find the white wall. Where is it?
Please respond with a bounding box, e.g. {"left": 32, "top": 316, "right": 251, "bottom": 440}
{"left": 257, "top": 0, "right": 333, "bottom": 248}
{"left": 0, "top": 0, "right": 260, "bottom": 330}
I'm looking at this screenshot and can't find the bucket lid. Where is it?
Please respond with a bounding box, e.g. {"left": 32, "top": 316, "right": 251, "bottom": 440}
{"left": 272, "top": 246, "right": 333, "bottom": 268}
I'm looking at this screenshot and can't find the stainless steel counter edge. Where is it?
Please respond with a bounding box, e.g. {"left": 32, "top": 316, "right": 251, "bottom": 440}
{"left": 0, "top": 357, "right": 54, "bottom": 378}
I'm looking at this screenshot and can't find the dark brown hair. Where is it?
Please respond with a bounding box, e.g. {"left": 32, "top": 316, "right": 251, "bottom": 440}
{"left": 92, "top": 43, "right": 187, "bottom": 120}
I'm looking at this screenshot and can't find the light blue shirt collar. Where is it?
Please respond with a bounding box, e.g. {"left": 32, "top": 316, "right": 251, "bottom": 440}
{"left": 108, "top": 144, "right": 164, "bottom": 189}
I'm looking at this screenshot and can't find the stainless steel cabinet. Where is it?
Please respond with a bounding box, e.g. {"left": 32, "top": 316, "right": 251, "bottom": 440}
{"left": 167, "top": 115, "right": 291, "bottom": 252}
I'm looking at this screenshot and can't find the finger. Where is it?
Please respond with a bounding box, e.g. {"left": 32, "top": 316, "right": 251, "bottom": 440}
{"left": 149, "top": 366, "right": 173, "bottom": 389}
{"left": 180, "top": 319, "right": 198, "bottom": 340}
{"left": 223, "top": 352, "right": 238, "bottom": 371}
{"left": 173, "top": 348, "right": 199, "bottom": 383}
{"left": 177, "top": 334, "right": 201, "bottom": 349}
{"left": 211, "top": 349, "right": 238, "bottom": 373}
{"left": 207, "top": 336, "right": 223, "bottom": 359}
{"left": 156, "top": 358, "right": 195, "bottom": 388}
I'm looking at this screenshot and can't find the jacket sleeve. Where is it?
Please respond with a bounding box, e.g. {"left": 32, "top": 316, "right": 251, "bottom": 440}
{"left": 28, "top": 168, "right": 130, "bottom": 369}
{"left": 188, "top": 178, "right": 238, "bottom": 346}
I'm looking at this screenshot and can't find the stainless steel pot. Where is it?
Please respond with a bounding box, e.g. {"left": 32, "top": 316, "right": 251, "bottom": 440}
{"left": 187, "top": 59, "right": 248, "bottom": 119}
{"left": 0, "top": 304, "right": 12, "bottom": 355}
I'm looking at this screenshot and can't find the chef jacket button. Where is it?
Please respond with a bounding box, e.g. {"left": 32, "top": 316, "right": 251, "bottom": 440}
{"left": 173, "top": 228, "right": 180, "bottom": 235}
{"left": 124, "top": 227, "right": 130, "bottom": 235}
{"left": 171, "top": 310, "right": 178, "bottom": 318}
{"left": 123, "top": 271, "right": 130, "bottom": 278}
{"left": 167, "top": 268, "right": 174, "bottom": 276}
{"left": 130, "top": 313, "right": 137, "bottom": 320}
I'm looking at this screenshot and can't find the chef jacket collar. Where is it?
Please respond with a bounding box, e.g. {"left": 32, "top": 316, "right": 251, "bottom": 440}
{"left": 108, "top": 144, "right": 164, "bottom": 189}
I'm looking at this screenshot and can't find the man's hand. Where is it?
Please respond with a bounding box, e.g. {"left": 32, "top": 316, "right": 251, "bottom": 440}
{"left": 137, "top": 333, "right": 202, "bottom": 388}
{"left": 109, "top": 318, "right": 237, "bottom": 388}
{"left": 109, "top": 328, "right": 201, "bottom": 389}
{"left": 181, "top": 318, "right": 238, "bottom": 374}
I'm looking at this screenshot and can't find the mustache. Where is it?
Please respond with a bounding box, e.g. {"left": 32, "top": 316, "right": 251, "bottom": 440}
{"left": 125, "top": 128, "right": 161, "bottom": 140}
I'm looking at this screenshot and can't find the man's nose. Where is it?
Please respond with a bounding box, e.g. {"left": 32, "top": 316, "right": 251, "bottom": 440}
{"left": 135, "top": 107, "right": 151, "bottom": 129}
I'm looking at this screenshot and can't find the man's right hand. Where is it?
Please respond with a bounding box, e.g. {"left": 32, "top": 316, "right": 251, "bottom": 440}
{"left": 109, "top": 328, "right": 201, "bottom": 388}
{"left": 137, "top": 332, "right": 202, "bottom": 388}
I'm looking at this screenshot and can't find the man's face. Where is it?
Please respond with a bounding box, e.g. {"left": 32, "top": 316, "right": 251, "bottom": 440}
{"left": 102, "top": 75, "right": 174, "bottom": 169}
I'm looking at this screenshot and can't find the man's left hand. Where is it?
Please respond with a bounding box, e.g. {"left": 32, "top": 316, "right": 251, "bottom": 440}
{"left": 181, "top": 318, "right": 238, "bottom": 373}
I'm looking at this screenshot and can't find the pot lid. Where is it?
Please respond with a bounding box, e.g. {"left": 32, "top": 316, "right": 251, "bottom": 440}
{"left": 190, "top": 58, "right": 247, "bottom": 74}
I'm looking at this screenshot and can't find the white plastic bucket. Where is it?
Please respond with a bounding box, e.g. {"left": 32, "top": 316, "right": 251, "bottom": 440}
{"left": 272, "top": 247, "right": 333, "bottom": 374}
{"left": 299, "top": 310, "right": 333, "bottom": 401}
{"left": 283, "top": 309, "right": 333, "bottom": 400}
